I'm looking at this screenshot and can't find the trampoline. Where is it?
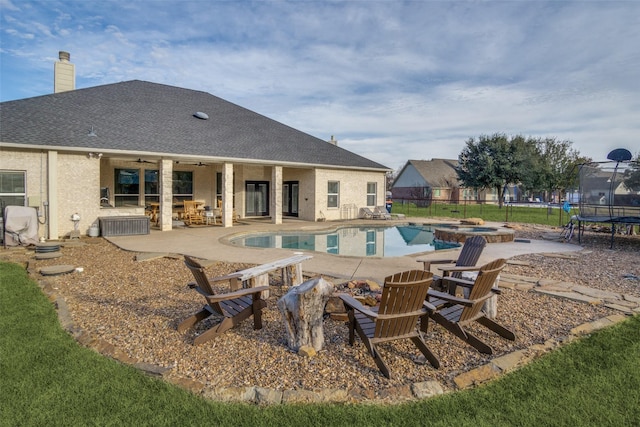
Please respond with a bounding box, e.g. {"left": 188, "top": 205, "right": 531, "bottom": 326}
{"left": 575, "top": 148, "right": 640, "bottom": 248}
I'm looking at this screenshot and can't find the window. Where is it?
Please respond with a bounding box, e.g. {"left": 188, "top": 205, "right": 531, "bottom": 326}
{"left": 327, "top": 181, "right": 339, "bottom": 208}
{"left": 433, "top": 189, "right": 441, "bottom": 197}
{"left": 366, "top": 182, "right": 377, "bottom": 206}
{"left": 0, "top": 170, "right": 26, "bottom": 216}
{"left": 172, "top": 171, "right": 193, "bottom": 202}
{"left": 114, "top": 168, "right": 140, "bottom": 207}
{"left": 144, "top": 169, "right": 159, "bottom": 205}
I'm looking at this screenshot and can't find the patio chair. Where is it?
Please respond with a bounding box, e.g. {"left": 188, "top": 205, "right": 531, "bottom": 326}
{"left": 177, "top": 255, "right": 268, "bottom": 345}
{"left": 183, "top": 200, "right": 205, "bottom": 225}
{"left": 421, "top": 258, "right": 515, "bottom": 354}
{"left": 416, "top": 235, "right": 486, "bottom": 291}
{"left": 359, "top": 207, "right": 375, "bottom": 219}
{"left": 339, "top": 270, "right": 440, "bottom": 379}
{"left": 374, "top": 206, "right": 392, "bottom": 220}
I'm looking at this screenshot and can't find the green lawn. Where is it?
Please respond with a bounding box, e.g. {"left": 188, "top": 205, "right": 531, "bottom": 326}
{"left": 392, "top": 202, "right": 575, "bottom": 227}
{"left": 1, "top": 261, "right": 639, "bottom": 426}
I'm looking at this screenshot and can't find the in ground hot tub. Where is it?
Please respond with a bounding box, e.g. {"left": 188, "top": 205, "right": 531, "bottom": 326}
{"left": 433, "top": 224, "right": 514, "bottom": 243}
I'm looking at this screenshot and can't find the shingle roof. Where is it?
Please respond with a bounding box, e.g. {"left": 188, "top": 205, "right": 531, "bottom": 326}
{"left": 0, "top": 80, "right": 388, "bottom": 170}
{"left": 408, "top": 159, "right": 460, "bottom": 187}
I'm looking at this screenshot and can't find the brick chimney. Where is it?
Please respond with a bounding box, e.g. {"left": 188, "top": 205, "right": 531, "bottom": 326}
{"left": 54, "top": 51, "right": 75, "bottom": 93}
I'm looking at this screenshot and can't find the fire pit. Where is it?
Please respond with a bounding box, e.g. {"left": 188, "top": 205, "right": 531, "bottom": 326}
{"left": 326, "top": 279, "right": 383, "bottom": 320}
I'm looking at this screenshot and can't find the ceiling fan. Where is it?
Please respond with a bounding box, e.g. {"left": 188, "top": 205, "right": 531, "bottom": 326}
{"left": 175, "top": 161, "right": 208, "bottom": 166}
{"left": 135, "top": 158, "right": 154, "bottom": 163}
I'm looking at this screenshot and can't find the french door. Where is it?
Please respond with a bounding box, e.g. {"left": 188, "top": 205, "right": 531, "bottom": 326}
{"left": 283, "top": 181, "right": 299, "bottom": 217}
{"left": 245, "top": 181, "right": 269, "bottom": 216}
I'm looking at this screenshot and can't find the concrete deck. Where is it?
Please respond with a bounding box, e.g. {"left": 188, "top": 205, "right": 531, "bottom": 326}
{"left": 106, "top": 218, "right": 582, "bottom": 283}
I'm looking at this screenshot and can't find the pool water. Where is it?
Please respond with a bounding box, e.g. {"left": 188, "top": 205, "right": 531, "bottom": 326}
{"left": 229, "top": 224, "right": 460, "bottom": 257}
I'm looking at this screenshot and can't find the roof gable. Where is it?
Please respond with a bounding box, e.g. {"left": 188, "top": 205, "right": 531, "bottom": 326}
{"left": 0, "top": 80, "right": 387, "bottom": 170}
{"left": 393, "top": 159, "right": 460, "bottom": 188}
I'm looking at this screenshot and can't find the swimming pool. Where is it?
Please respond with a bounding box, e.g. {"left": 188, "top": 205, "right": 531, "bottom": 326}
{"left": 229, "top": 224, "right": 460, "bottom": 257}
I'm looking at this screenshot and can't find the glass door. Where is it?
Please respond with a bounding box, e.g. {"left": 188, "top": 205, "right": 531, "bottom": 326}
{"left": 283, "top": 181, "right": 299, "bottom": 217}
{"left": 245, "top": 181, "right": 269, "bottom": 216}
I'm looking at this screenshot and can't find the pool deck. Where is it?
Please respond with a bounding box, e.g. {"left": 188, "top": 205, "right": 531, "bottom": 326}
{"left": 106, "top": 218, "right": 581, "bottom": 283}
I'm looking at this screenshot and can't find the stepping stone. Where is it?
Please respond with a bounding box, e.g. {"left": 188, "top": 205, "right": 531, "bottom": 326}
{"left": 35, "top": 252, "right": 63, "bottom": 260}
{"left": 541, "top": 253, "right": 578, "bottom": 259}
{"left": 40, "top": 265, "right": 75, "bottom": 276}
{"left": 135, "top": 252, "right": 168, "bottom": 262}
{"left": 35, "top": 243, "right": 61, "bottom": 253}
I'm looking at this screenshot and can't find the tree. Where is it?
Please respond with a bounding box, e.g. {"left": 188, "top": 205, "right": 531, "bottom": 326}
{"left": 520, "top": 137, "right": 589, "bottom": 202}
{"left": 456, "top": 133, "right": 532, "bottom": 208}
{"left": 623, "top": 152, "right": 640, "bottom": 192}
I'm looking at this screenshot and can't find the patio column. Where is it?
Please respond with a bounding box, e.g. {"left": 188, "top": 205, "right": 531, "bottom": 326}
{"left": 222, "top": 162, "right": 234, "bottom": 227}
{"left": 47, "top": 151, "right": 59, "bottom": 240}
{"left": 271, "top": 165, "right": 282, "bottom": 224}
{"left": 159, "top": 159, "right": 173, "bottom": 231}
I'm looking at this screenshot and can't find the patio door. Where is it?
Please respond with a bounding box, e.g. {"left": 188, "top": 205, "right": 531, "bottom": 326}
{"left": 245, "top": 181, "right": 269, "bottom": 216}
{"left": 283, "top": 181, "right": 299, "bottom": 217}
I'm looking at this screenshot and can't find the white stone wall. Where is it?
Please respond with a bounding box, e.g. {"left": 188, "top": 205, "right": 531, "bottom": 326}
{"left": 57, "top": 153, "right": 102, "bottom": 238}
{"left": 0, "top": 148, "right": 48, "bottom": 239}
{"left": 0, "top": 148, "right": 108, "bottom": 239}
{"left": 314, "top": 169, "right": 386, "bottom": 221}
{"left": 2, "top": 147, "right": 388, "bottom": 236}
{"left": 283, "top": 168, "right": 315, "bottom": 221}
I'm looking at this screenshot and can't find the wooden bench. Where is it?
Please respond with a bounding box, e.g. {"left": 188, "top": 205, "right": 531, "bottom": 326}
{"left": 209, "top": 254, "right": 313, "bottom": 298}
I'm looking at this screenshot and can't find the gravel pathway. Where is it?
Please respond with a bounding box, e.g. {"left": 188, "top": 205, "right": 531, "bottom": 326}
{"left": 10, "top": 224, "right": 640, "bottom": 399}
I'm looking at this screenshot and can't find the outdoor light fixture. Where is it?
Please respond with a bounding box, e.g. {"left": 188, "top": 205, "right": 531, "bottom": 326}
{"left": 87, "top": 152, "right": 103, "bottom": 159}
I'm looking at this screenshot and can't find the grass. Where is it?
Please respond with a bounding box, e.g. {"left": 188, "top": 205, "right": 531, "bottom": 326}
{"left": 391, "top": 202, "right": 576, "bottom": 227}
{"left": 1, "top": 261, "right": 639, "bottom": 426}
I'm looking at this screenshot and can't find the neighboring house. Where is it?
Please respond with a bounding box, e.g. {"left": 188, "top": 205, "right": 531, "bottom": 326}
{"left": 391, "top": 159, "right": 466, "bottom": 205}
{"left": 578, "top": 163, "right": 640, "bottom": 219}
{"left": 0, "top": 53, "right": 389, "bottom": 240}
{"left": 391, "top": 158, "right": 518, "bottom": 205}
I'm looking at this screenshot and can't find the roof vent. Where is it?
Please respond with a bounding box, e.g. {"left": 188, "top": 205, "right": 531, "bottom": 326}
{"left": 194, "top": 111, "right": 209, "bottom": 120}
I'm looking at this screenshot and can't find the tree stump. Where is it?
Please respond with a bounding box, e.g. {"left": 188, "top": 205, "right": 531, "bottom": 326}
{"left": 277, "top": 277, "right": 334, "bottom": 352}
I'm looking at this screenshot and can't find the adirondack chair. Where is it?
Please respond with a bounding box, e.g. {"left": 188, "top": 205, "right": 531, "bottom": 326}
{"left": 183, "top": 200, "right": 205, "bottom": 225}
{"left": 339, "top": 270, "right": 440, "bottom": 379}
{"left": 421, "top": 258, "right": 515, "bottom": 354}
{"left": 178, "top": 255, "right": 268, "bottom": 345}
{"left": 417, "top": 235, "right": 486, "bottom": 291}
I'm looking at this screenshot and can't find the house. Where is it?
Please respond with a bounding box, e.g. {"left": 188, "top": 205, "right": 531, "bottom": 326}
{"left": 391, "top": 159, "right": 514, "bottom": 206}
{"left": 0, "top": 52, "right": 389, "bottom": 240}
{"left": 391, "top": 159, "right": 465, "bottom": 205}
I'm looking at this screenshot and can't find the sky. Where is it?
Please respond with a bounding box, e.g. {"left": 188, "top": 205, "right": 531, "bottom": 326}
{"left": 1, "top": 0, "right": 639, "bottom": 171}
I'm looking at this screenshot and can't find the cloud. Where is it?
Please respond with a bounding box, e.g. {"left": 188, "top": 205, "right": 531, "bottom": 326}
{"left": 1, "top": 0, "right": 639, "bottom": 167}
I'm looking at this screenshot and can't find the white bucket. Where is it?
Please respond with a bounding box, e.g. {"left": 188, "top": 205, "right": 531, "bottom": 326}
{"left": 88, "top": 224, "right": 99, "bottom": 237}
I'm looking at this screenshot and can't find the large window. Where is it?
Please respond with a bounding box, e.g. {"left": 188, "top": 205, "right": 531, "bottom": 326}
{"left": 115, "top": 169, "right": 193, "bottom": 206}
{"left": 0, "top": 170, "right": 26, "bottom": 216}
{"left": 172, "top": 171, "right": 193, "bottom": 202}
{"left": 114, "top": 168, "right": 139, "bottom": 207}
{"left": 327, "top": 181, "right": 339, "bottom": 208}
{"left": 366, "top": 182, "right": 377, "bottom": 206}
{"left": 144, "top": 169, "right": 159, "bottom": 205}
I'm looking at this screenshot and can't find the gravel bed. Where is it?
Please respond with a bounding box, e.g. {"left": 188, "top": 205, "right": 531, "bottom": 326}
{"left": 19, "top": 224, "right": 640, "bottom": 395}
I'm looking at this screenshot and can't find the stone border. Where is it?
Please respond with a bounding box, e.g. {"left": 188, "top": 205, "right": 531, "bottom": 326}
{"left": 22, "top": 254, "right": 635, "bottom": 405}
